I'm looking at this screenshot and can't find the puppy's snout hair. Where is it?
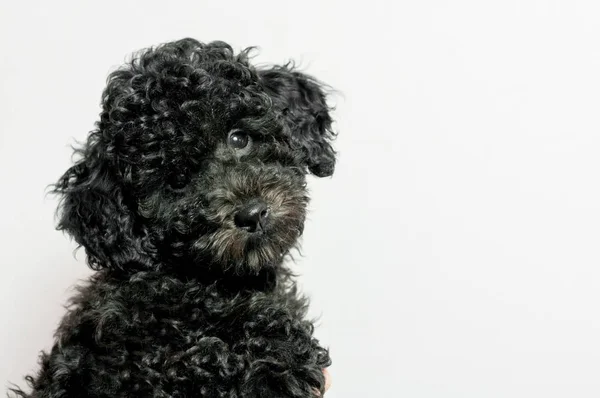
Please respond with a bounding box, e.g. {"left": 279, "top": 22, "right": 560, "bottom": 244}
{"left": 194, "top": 163, "right": 309, "bottom": 270}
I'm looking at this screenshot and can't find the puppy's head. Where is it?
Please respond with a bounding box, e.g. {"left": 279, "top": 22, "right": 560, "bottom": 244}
{"left": 54, "top": 39, "right": 336, "bottom": 273}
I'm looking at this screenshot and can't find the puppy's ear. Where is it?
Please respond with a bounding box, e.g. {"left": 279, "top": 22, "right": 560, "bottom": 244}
{"left": 53, "top": 136, "right": 151, "bottom": 271}
{"left": 259, "top": 65, "right": 336, "bottom": 177}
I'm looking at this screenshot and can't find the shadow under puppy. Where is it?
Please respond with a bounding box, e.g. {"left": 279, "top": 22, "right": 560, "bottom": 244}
{"left": 12, "top": 38, "right": 336, "bottom": 397}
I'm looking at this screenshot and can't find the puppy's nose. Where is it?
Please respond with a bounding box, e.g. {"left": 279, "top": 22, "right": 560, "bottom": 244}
{"left": 234, "top": 199, "right": 269, "bottom": 233}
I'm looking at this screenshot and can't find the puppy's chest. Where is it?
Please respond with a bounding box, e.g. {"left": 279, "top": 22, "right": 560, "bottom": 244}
{"left": 66, "top": 277, "right": 318, "bottom": 396}
{"left": 83, "top": 277, "right": 311, "bottom": 362}
{"left": 125, "top": 286, "right": 303, "bottom": 344}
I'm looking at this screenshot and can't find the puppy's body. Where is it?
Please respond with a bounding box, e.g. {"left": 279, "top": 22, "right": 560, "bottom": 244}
{"left": 12, "top": 39, "right": 335, "bottom": 397}
{"left": 24, "top": 269, "right": 327, "bottom": 397}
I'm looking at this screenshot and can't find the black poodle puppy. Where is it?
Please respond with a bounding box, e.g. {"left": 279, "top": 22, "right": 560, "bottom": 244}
{"left": 11, "top": 38, "right": 336, "bottom": 397}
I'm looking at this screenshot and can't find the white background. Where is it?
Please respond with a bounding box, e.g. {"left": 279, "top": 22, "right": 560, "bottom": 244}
{"left": 2, "top": 1, "right": 600, "bottom": 397}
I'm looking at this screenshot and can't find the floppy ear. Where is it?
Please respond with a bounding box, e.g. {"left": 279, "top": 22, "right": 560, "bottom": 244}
{"left": 53, "top": 135, "right": 153, "bottom": 270}
{"left": 259, "top": 65, "right": 336, "bottom": 177}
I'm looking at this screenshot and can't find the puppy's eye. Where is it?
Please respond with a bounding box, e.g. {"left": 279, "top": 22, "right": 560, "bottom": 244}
{"left": 168, "top": 173, "right": 190, "bottom": 190}
{"left": 228, "top": 130, "right": 252, "bottom": 151}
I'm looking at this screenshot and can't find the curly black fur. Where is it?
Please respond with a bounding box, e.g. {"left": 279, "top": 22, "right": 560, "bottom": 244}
{"left": 10, "top": 38, "right": 336, "bottom": 397}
